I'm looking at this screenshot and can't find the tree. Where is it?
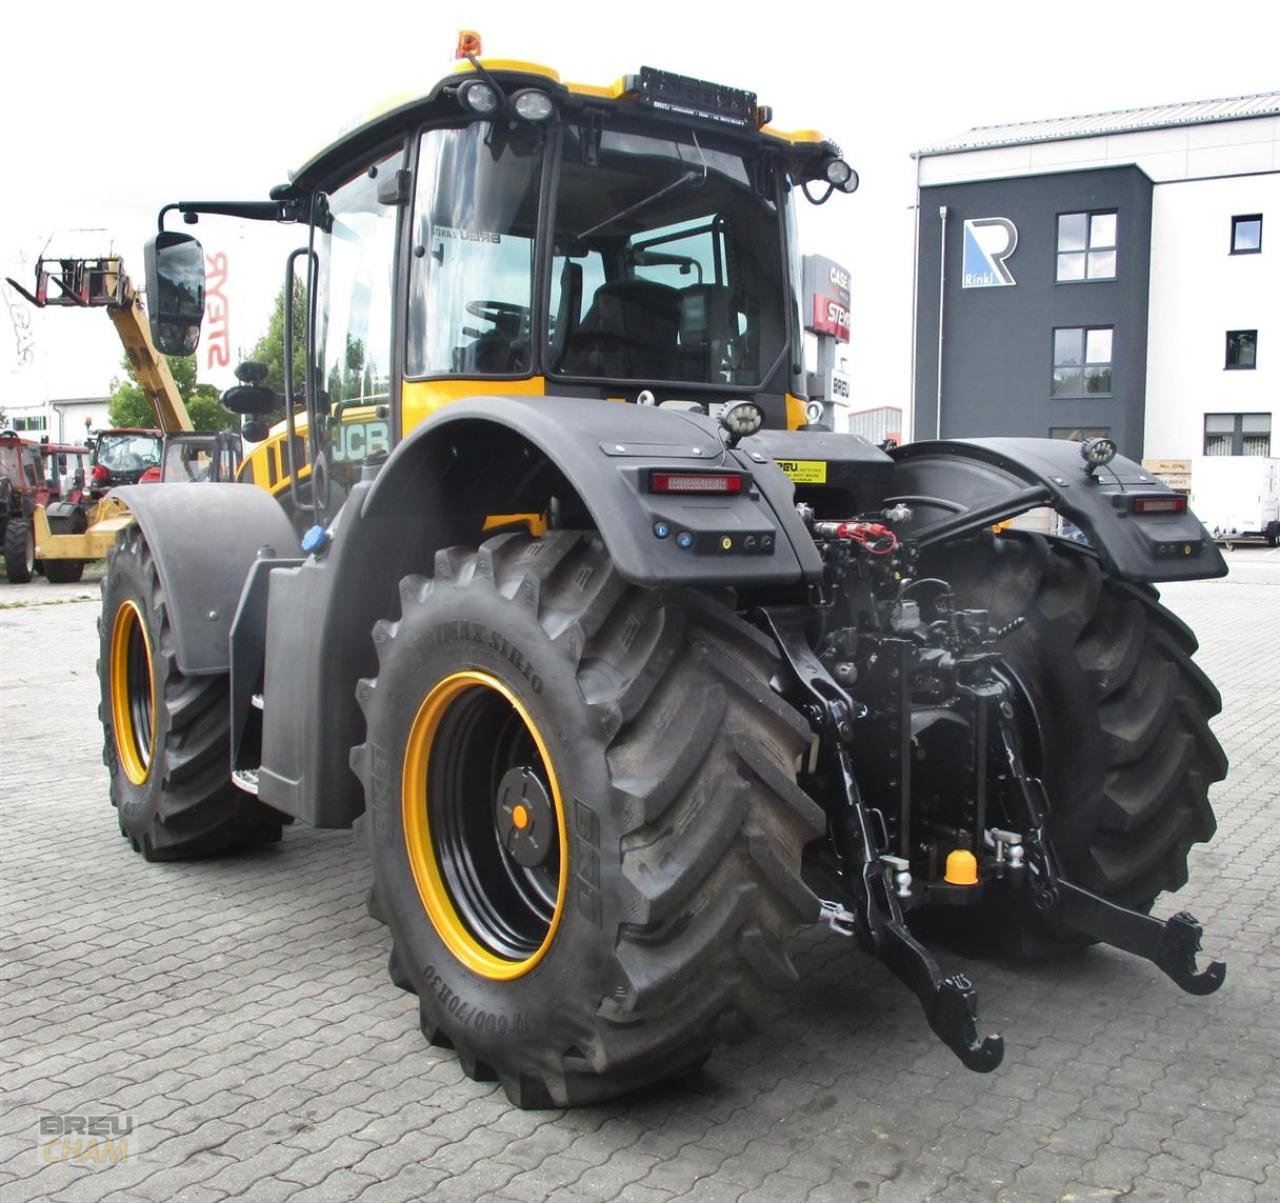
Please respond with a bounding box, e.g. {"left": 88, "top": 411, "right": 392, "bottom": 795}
{"left": 107, "top": 353, "right": 235, "bottom": 431}
{"left": 250, "top": 275, "right": 307, "bottom": 398}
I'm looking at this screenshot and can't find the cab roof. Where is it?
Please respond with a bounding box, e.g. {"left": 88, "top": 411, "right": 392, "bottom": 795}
{"left": 290, "top": 57, "right": 840, "bottom": 189}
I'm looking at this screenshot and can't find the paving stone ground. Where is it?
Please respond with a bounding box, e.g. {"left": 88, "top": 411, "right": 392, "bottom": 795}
{"left": 2, "top": 547, "right": 1278, "bottom": 1203}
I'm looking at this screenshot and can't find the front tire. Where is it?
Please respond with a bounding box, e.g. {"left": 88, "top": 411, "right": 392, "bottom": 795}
{"left": 43, "top": 512, "right": 87, "bottom": 583}
{"left": 352, "top": 531, "right": 823, "bottom": 1107}
{"left": 922, "top": 531, "right": 1226, "bottom": 951}
{"left": 5, "top": 518, "right": 34, "bottom": 583}
{"left": 98, "top": 525, "right": 285, "bottom": 859}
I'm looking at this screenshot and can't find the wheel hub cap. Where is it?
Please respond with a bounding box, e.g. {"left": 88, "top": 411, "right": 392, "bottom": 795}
{"left": 495, "top": 766, "right": 554, "bottom": 868}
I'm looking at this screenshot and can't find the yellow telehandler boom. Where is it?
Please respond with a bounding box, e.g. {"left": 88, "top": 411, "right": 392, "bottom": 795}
{"left": 6, "top": 256, "right": 193, "bottom": 431}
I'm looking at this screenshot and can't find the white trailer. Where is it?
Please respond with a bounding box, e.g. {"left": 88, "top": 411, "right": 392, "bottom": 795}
{"left": 1146, "top": 457, "right": 1280, "bottom": 546}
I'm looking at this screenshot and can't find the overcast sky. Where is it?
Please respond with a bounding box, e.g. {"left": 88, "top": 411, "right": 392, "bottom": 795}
{"left": 2, "top": 0, "right": 1277, "bottom": 427}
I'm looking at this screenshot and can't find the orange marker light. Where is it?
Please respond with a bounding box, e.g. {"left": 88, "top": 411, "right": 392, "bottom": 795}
{"left": 455, "top": 30, "right": 482, "bottom": 59}
{"left": 944, "top": 849, "right": 979, "bottom": 886}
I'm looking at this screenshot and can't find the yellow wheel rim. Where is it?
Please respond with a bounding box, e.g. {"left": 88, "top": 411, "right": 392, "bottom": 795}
{"left": 109, "top": 600, "right": 156, "bottom": 785}
{"left": 402, "top": 670, "right": 568, "bottom": 980}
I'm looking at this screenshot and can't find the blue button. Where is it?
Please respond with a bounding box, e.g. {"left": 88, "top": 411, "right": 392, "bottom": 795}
{"left": 676, "top": 531, "right": 694, "bottom": 549}
{"left": 301, "top": 524, "right": 330, "bottom": 556}
{"left": 653, "top": 521, "right": 671, "bottom": 539}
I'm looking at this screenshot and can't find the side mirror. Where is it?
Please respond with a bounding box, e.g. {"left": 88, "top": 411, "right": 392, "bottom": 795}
{"left": 221, "top": 383, "right": 278, "bottom": 415}
{"left": 145, "top": 231, "right": 206, "bottom": 355}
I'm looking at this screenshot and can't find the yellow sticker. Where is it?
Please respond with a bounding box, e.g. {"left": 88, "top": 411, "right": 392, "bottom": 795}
{"left": 776, "top": 458, "right": 828, "bottom": 484}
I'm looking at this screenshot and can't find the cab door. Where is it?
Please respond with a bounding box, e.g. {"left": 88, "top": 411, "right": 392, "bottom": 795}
{"left": 307, "top": 145, "right": 406, "bottom": 507}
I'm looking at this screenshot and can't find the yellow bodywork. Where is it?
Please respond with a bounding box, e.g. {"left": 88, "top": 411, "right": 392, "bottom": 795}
{"left": 33, "top": 497, "right": 136, "bottom": 562}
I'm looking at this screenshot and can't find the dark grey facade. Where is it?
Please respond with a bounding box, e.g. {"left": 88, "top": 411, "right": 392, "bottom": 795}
{"left": 913, "top": 166, "right": 1154, "bottom": 457}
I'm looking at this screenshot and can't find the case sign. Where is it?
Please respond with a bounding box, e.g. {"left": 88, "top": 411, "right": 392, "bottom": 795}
{"left": 962, "top": 217, "right": 1018, "bottom": 288}
{"left": 802, "top": 254, "right": 851, "bottom": 342}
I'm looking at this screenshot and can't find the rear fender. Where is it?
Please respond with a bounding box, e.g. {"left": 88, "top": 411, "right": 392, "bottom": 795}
{"left": 889, "top": 439, "right": 1227, "bottom": 583}
{"left": 361, "top": 393, "right": 822, "bottom": 586}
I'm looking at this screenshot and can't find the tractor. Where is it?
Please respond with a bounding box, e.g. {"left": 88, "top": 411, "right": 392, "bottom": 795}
{"left": 0, "top": 432, "right": 93, "bottom": 583}
{"left": 95, "top": 38, "right": 1228, "bottom": 1108}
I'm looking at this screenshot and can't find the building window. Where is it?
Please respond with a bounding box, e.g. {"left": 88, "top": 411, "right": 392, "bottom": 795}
{"left": 1204, "top": 413, "right": 1271, "bottom": 456}
{"left": 1231, "top": 215, "right": 1262, "bottom": 254}
{"left": 1052, "top": 326, "right": 1113, "bottom": 396}
{"left": 12, "top": 415, "right": 47, "bottom": 432}
{"left": 1225, "top": 330, "right": 1257, "bottom": 369}
{"left": 1050, "top": 426, "right": 1110, "bottom": 441}
{"left": 1057, "top": 211, "right": 1116, "bottom": 281}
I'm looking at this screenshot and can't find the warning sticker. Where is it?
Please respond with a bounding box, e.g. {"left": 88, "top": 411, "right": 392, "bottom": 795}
{"left": 776, "top": 459, "right": 828, "bottom": 484}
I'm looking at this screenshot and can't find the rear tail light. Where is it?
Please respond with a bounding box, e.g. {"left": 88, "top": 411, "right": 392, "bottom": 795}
{"left": 1131, "top": 495, "right": 1187, "bottom": 515}
{"left": 649, "top": 472, "right": 744, "bottom": 495}
{"left": 92, "top": 464, "right": 109, "bottom": 482}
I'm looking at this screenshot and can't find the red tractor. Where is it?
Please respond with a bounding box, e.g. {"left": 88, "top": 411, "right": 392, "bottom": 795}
{"left": 87, "top": 428, "right": 163, "bottom": 497}
{"left": 0, "top": 432, "right": 93, "bottom": 583}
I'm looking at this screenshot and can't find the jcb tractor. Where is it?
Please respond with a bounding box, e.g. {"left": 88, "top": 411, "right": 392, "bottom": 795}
{"left": 98, "top": 39, "right": 1228, "bottom": 1108}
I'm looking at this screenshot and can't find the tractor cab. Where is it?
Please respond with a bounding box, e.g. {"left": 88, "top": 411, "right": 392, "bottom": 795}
{"left": 88, "top": 428, "right": 163, "bottom": 496}
{"left": 143, "top": 46, "right": 857, "bottom": 519}
{"left": 155, "top": 430, "right": 243, "bottom": 483}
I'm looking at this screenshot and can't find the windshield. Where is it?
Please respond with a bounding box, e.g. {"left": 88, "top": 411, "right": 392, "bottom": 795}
{"left": 0, "top": 446, "right": 20, "bottom": 482}
{"left": 163, "top": 439, "right": 215, "bottom": 482}
{"left": 548, "top": 126, "right": 787, "bottom": 387}
{"left": 96, "top": 434, "right": 161, "bottom": 472}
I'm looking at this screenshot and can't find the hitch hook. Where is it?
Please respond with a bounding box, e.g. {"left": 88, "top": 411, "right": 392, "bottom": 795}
{"left": 1158, "top": 912, "right": 1227, "bottom": 996}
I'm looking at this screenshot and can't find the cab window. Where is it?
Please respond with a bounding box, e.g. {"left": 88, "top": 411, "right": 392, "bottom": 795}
{"left": 406, "top": 123, "right": 543, "bottom": 378}
{"left": 314, "top": 148, "right": 403, "bottom": 410}
{"left": 547, "top": 126, "right": 786, "bottom": 388}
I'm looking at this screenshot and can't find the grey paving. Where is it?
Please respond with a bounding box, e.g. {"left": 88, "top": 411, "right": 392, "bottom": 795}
{"left": 2, "top": 548, "right": 1278, "bottom": 1203}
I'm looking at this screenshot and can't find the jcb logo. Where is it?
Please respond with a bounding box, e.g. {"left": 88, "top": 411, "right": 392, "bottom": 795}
{"left": 331, "top": 420, "right": 391, "bottom": 463}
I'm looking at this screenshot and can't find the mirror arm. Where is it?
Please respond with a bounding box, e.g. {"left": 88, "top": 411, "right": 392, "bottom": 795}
{"left": 157, "top": 199, "right": 301, "bottom": 232}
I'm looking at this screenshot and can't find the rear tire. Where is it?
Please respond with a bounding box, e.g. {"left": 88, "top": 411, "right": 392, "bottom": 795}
{"left": 4, "top": 518, "right": 34, "bottom": 583}
{"left": 921, "top": 531, "right": 1225, "bottom": 953}
{"left": 352, "top": 531, "right": 823, "bottom": 1107}
{"left": 98, "top": 525, "right": 285, "bottom": 859}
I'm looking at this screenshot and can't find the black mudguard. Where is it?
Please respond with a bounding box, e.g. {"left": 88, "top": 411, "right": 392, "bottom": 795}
{"left": 110, "top": 484, "right": 298, "bottom": 674}
{"left": 889, "top": 439, "right": 1227, "bottom": 584}
{"left": 362, "top": 394, "right": 822, "bottom": 586}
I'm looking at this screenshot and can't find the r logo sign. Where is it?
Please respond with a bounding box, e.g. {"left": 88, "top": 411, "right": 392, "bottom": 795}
{"left": 962, "top": 217, "right": 1018, "bottom": 288}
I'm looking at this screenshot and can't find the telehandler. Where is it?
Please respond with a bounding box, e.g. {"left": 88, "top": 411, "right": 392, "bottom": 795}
{"left": 4, "top": 257, "right": 243, "bottom": 575}
{"left": 96, "top": 36, "right": 1228, "bottom": 1107}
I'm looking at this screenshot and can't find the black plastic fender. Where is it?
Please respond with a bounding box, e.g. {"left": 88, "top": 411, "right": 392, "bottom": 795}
{"left": 110, "top": 484, "right": 299, "bottom": 674}
{"left": 889, "top": 439, "right": 1227, "bottom": 584}
{"left": 362, "top": 394, "right": 820, "bottom": 586}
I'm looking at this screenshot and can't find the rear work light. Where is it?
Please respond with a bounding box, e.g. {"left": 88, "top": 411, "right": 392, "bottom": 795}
{"left": 1131, "top": 495, "right": 1188, "bottom": 515}
{"left": 649, "top": 471, "right": 744, "bottom": 495}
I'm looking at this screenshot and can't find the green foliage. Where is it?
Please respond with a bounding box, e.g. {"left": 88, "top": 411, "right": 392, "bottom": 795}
{"left": 107, "top": 353, "right": 234, "bottom": 432}
{"left": 250, "top": 275, "right": 308, "bottom": 398}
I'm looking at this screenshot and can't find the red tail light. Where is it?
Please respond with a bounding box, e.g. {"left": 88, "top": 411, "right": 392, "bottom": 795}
{"left": 1131, "top": 496, "right": 1187, "bottom": 515}
{"left": 649, "top": 472, "right": 744, "bottom": 495}
{"left": 92, "top": 464, "right": 109, "bottom": 482}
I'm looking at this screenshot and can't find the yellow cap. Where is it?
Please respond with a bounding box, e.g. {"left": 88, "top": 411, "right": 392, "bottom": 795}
{"left": 944, "top": 848, "right": 979, "bottom": 886}
{"left": 512, "top": 804, "right": 530, "bottom": 830}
